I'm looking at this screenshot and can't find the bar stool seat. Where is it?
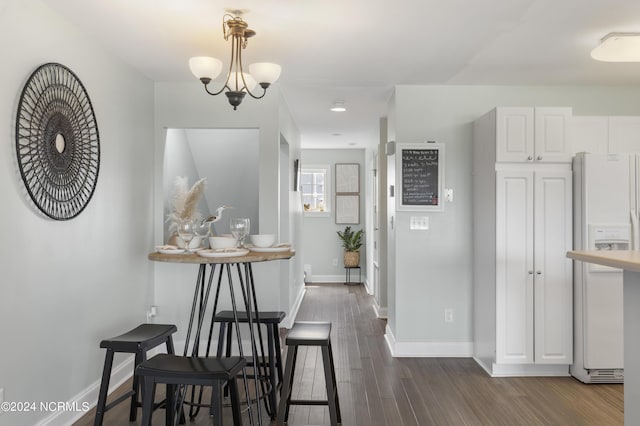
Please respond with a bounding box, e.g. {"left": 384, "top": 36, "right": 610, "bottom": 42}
{"left": 135, "top": 354, "right": 246, "bottom": 426}
{"left": 277, "top": 321, "right": 341, "bottom": 426}
{"left": 94, "top": 323, "right": 177, "bottom": 426}
{"left": 214, "top": 310, "right": 285, "bottom": 419}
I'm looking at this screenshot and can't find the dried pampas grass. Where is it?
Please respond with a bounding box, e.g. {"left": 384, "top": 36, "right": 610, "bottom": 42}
{"left": 167, "top": 177, "right": 207, "bottom": 232}
{"left": 182, "top": 177, "right": 206, "bottom": 220}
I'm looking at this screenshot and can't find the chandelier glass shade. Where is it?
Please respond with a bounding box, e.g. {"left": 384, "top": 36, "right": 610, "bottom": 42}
{"left": 189, "top": 14, "right": 281, "bottom": 110}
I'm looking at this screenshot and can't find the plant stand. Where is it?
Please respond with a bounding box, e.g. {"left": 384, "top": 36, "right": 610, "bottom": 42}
{"left": 344, "top": 266, "right": 361, "bottom": 286}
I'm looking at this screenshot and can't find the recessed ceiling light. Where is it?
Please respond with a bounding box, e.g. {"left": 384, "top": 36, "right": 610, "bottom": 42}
{"left": 330, "top": 101, "right": 346, "bottom": 112}
{"left": 591, "top": 32, "right": 640, "bottom": 62}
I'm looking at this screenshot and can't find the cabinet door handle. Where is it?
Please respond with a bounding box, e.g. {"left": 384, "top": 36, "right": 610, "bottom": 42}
{"left": 528, "top": 270, "right": 534, "bottom": 275}
{"left": 527, "top": 156, "right": 533, "bottom": 161}
{"left": 536, "top": 270, "right": 542, "bottom": 275}
{"left": 536, "top": 156, "right": 542, "bottom": 161}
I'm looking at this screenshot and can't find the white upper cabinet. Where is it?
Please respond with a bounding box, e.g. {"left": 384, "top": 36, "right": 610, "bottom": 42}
{"left": 609, "top": 116, "right": 640, "bottom": 153}
{"left": 496, "top": 107, "right": 572, "bottom": 163}
{"left": 570, "top": 115, "right": 640, "bottom": 155}
{"left": 496, "top": 108, "right": 534, "bottom": 162}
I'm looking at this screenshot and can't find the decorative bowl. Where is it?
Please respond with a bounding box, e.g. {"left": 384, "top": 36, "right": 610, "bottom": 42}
{"left": 209, "top": 236, "right": 237, "bottom": 250}
{"left": 250, "top": 234, "right": 276, "bottom": 248}
{"left": 177, "top": 236, "right": 202, "bottom": 250}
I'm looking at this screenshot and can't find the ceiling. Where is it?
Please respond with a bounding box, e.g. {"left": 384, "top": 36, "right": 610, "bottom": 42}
{"left": 44, "top": 0, "right": 640, "bottom": 149}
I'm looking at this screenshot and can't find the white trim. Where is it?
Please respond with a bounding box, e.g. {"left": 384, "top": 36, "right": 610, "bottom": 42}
{"left": 36, "top": 345, "right": 170, "bottom": 426}
{"left": 363, "top": 277, "right": 374, "bottom": 295}
{"left": 307, "top": 274, "right": 347, "bottom": 283}
{"left": 373, "top": 303, "right": 388, "bottom": 319}
{"left": 307, "top": 274, "right": 367, "bottom": 284}
{"left": 36, "top": 356, "right": 133, "bottom": 425}
{"left": 283, "top": 283, "right": 306, "bottom": 329}
{"left": 384, "top": 324, "right": 473, "bottom": 357}
{"left": 472, "top": 357, "right": 570, "bottom": 377}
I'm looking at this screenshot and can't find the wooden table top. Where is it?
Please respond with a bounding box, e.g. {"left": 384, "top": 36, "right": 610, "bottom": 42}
{"left": 149, "top": 249, "right": 295, "bottom": 264}
{"left": 567, "top": 250, "right": 640, "bottom": 272}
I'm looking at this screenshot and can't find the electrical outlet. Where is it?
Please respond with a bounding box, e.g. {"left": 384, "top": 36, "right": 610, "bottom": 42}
{"left": 332, "top": 258, "right": 338, "bottom": 266}
{"left": 146, "top": 306, "right": 157, "bottom": 322}
{"left": 444, "top": 309, "right": 454, "bottom": 323}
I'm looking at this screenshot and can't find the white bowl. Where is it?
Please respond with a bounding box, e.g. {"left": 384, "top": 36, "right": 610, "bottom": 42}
{"left": 209, "top": 236, "right": 237, "bottom": 250}
{"left": 250, "top": 234, "right": 276, "bottom": 248}
{"left": 177, "top": 236, "right": 202, "bottom": 250}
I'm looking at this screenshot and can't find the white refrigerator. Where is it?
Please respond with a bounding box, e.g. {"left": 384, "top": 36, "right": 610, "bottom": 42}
{"left": 572, "top": 152, "right": 631, "bottom": 383}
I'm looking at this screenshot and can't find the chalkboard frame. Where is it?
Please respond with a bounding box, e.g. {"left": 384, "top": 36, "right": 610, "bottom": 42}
{"left": 396, "top": 143, "right": 445, "bottom": 211}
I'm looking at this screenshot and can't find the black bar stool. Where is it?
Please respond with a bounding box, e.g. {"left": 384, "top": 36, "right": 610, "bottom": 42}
{"left": 135, "top": 354, "right": 246, "bottom": 426}
{"left": 214, "top": 310, "right": 285, "bottom": 419}
{"left": 276, "top": 321, "right": 341, "bottom": 426}
{"left": 94, "top": 323, "right": 177, "bottom": 425}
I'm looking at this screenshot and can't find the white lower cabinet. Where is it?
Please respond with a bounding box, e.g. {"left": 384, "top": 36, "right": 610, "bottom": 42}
{"left": 495, "top": 169, "right": 573, "bottom": 367}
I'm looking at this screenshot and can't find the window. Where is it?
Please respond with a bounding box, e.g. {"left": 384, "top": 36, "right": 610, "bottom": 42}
{"left": 301, "top": 165, "right": 331, "bottom": 216}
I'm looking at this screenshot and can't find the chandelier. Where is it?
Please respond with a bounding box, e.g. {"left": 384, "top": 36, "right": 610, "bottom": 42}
{"left": 189, "top": 14, "right": 281, "bottom": 110}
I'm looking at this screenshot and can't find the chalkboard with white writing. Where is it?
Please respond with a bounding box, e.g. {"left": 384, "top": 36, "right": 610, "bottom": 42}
{"left": 398, "top": 144, "right": 444, "bottom": 211}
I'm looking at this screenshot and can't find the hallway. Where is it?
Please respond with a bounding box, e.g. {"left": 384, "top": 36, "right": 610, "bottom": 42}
{"left": 291, "top": 284, "right": 623, "bottom": 425}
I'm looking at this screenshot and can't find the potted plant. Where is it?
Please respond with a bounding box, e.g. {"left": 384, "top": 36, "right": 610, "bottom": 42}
{"left": 337, "top": 226, "right": 364, "bottom": 267}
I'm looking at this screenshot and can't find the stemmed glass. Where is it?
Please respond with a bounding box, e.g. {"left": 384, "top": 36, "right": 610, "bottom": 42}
{"left": 230, "top": 218, "right": 250, "bottom": 248}
{"left": 177, "top": 219, "right": 195, "bottom": 252}
{"left": 194, "top": 218, "right": 210, "bottom": 248}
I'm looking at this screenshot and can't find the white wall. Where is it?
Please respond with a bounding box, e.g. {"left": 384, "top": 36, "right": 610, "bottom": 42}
{"left": 385, "top": 85, "right": 640, "bottom": 357}
{"left": 163, "top": 128, "right": 260, "bottom": 240}
{"left": 163, "top": 128, "right": 211, "bottom": 241}
{"left": 301, "top": 149, "right": 367, "bottom": 283}
{"left": 0, "top": 1, "right": 155, "bottom": 424}
{"left": 153, "top": 82, "right": 305, "bottom": 343}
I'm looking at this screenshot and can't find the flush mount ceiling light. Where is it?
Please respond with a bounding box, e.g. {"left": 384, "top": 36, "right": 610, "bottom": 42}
{"left": 591, "top": 32, "right": 640, "bottom": 62}
{"left": 189, "top": 13, "right": 281, "bottom": 110}
{"left": 330, "top": 101, "right": 346, "bottom": 112}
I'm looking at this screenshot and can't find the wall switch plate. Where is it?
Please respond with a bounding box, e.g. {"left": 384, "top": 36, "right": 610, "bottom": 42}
{"left": 410, "top": 216, "right": 429, "bottom": 230}
{"left": 445, "top": 309, "right": 454, "bottom": 322}
{"left": 445, "top": 188, "right": 454, "bottom": 202}
{"left": 332, "top": 258, "right": 338, "bottom": 266}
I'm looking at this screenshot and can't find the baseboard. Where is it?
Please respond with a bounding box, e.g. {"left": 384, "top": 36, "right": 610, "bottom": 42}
{"left": 373, "top": 303, "right": 388, "bottom": 319}
{"left": 384, "top": 324, "right": 473, "bottom": 357}
{"left": 35, "top": 352, "right": 138, "bottom": 426}
{"left": 473, "top": 356, "right": 570, "bottom": 377}
{"left": 488, "top": 362, "right": 570, "bottom": 377}
{"left": 282, "top": 283, "right": 306, "bottom": 329}
{"left": 363, "top": 278, "right": 373, "bottom": 295}
{"left": 307, "top": 274, "right": 346, "bottom": 283}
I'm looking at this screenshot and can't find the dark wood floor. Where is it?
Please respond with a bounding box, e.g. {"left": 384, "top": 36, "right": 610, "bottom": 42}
{"left": 77, "top": 283, "right": 623, "bottom": 425}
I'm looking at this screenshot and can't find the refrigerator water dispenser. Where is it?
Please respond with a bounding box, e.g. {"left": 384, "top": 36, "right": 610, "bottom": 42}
{"left": 588, "top": 224, "right": 630, "bottom": 271}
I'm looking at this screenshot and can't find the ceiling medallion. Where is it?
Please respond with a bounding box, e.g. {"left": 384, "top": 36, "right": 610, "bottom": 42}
{"left": 15, "top": 63, "right": 100, "bottom": 220}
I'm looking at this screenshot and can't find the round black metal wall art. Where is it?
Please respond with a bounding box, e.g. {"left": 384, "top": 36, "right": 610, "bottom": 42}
{"left": 15, "top": 63, "right": 100, "bottom": 220}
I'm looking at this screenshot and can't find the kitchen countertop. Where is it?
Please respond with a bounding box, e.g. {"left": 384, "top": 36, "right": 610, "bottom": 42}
{"left": 567, "top": 250, "right": 640, "bottom": 272}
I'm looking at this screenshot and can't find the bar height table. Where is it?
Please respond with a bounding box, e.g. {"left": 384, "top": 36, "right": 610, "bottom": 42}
{"left": 149, "top": 249, "right": 295, "bottom": 425}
